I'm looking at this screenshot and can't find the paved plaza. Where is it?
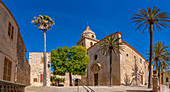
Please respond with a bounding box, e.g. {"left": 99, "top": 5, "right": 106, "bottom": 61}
{"left": 25, "top": 86, "right": 153, "bottom": 92}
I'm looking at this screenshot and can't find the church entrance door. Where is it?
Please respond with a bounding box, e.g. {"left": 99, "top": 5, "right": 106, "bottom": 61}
{"left": 94, "top": 73, "right": 98, "bottom": 86}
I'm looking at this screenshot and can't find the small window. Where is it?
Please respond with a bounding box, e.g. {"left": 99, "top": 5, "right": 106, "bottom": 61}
{"left": 166, "top": 77, "right": 169, "bottom": 82}
{"left": 94, "top": 55, "right": 98, "bottom": 60}
{"left": 134, "top": 56, "right": 136, "bottom": 59}
{"left": 82, "top": 42, "right": 84, "bottom": 46}
{"left": 90, "top": 42, "right": 93, "bottom": 46}
{"left": 92, "top": 35, "right": 94, "bottom": 38}
{"left": 33, "top": 78, "right": 37, "bottom": 82}
{"left": 7, "top": 22, "right": 14, "bottom": 40}
{"left": 140, "top": 59, "right": 142, "bottom": 63}
{"left": 126, "top": 54, "right": 128, "bottom": 57}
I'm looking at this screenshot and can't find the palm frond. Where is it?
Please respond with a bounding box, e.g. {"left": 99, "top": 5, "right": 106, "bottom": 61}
{"left": 31, "top": 15, "right": 55, "bottom": 31}
{"left": 131, "top": 7, "right": 170, "bottom": 33}
{"left": 151, "top": 41, "right": 170, "bottom": 72}
{"left": 98, "top": 34, "right": 123, "bottom": 56}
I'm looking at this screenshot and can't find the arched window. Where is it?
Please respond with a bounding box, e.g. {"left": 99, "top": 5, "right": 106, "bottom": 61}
{"left": 92, "top": 35, "right": 94, "bottom": 38}
{"left": 90, "top": 42, "right": 93, "bottom": 46}
{"left": 94, "top": 54, "right": 98, "bottom": 60}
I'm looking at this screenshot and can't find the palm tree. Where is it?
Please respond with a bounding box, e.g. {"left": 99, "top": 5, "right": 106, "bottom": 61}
{"left": 99, "top": 34, "right": 123, "bottom": 86}
{"left": 31, "top": 15, "right": 54, "bottom": 86}
{"left": 152, "top": 41, "right": 170, "bottom": 84}
{"left": 131, "top": 7, "right": 170, "bottom": 88}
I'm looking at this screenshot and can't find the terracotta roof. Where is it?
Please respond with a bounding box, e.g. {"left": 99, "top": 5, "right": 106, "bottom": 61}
{"left": 0, "top": 1, "right": 19, "bottom": 29}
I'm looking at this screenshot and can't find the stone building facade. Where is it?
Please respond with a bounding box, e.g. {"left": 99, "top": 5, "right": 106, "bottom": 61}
{"left": 162, "top": 71, "right": 170, "bottom": 88}
{"left": 0, "top": 1, "right": 30, "bottom": 85}
{"left": 29, "top": 52, "right": 51, "bottom": 86}
{"left": 51, "top": 73, "right": 82, "bottom": 86}
{"left": 29, "top": 52, "right": 82, "bottom": 86}
{"left": 77, "top": 26, "right": 150, "bottom": 86}
{"left": 15, "top": 32, "right": 30, "bottom": 85}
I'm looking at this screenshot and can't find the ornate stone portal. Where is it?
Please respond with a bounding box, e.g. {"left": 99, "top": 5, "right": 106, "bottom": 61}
{"left": 91, "top": 63, "right": 102, "bottom": 74}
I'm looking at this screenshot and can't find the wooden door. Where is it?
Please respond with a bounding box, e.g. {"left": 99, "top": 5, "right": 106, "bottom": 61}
{"left": 94, "top": 73, "right": 98, "bottom": 86}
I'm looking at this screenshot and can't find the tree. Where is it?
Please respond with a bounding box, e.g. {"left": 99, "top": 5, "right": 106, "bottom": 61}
{"left": 98, "top": 35, "right": 123, "bottom": 86}
{"left": 152, "top": 41, "right": 170, "bottom": 84}
{"left": 51, "top": 45, "right": 89, "bottom": 86}
{"left": 68, "top": 45, "right": 89, "bottom": 86}
{"left": 51, "top": 47, "right": 69, "bottom": 76}
{"left": 31, "top": 15, "right": 55, "bottom": 86}
{"left": 131, "top": 7, "right": 170, "bottom": 88}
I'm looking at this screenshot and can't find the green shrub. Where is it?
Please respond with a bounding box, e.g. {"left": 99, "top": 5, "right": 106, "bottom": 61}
{"left": 55, "top": 78, "right": 65, "bottom": 83}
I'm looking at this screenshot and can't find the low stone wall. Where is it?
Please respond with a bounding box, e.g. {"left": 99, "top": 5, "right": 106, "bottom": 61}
{"left": 0, "top": 80, "right": 26, "bottom": 92}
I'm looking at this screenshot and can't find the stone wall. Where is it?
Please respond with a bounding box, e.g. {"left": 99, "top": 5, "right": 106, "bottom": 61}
{"left": 120, "top": 41, "right": 149, "bottom": 86}
{"left": 0, "top": 1, "right": 30, "bottom": 85}
{"left": 79, "top": 31, "right": 150, "bottom": 86}
{"left": 0, "top": 1, "right": 19, "bottom": 82}
{"left": 15, "top": 31, "right": 30, "bottom": 85}
{"left": 29, "top": 52, "right": 51, "bottom": 86}
{"left": 51, "top": 73, "right": 82, "bottom": 86}
{"left": 87, "top": 33, "right": 121, "bottom": 86}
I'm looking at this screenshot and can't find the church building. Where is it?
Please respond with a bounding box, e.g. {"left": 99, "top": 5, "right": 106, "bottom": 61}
{"left": 77, "top": 26, "right": 150, "bottom": 86}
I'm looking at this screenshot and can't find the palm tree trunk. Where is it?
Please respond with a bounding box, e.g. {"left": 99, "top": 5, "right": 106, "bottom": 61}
{"left": 69, "top": 72, "right": 73, "bottom": 86}
{"left": 148, "top": 23, "right": 153, "bottom": 88}
{"left": 156, "top": 59, "right": 158, "bottom": 75}
{"left": 158, "top": 60, "right": 161, "bottom": 84}
{"left": 43, "top": 30, "right": 47, "bottom": 86}
{"left": 109, "top": 49, "right": 112, "bottom": 87}
{"left": 156, "top": 59, "right": 159, "bottom": 85}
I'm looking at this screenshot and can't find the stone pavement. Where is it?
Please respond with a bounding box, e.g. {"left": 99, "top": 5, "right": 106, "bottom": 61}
{"left": 25, "top": 86, "right": 153, "bottom": 92}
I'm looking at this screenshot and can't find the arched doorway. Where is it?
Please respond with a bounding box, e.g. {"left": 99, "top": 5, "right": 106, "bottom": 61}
{"left": 91, "top": 63, "right": 102, "bottom": 86}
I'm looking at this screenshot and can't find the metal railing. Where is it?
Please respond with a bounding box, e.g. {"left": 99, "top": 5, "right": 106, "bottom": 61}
{"left": 0, "top": 80, "right": 26, "bottom": 92}
{"left": 75, "top": 79, "right": 95, "bottom": 92}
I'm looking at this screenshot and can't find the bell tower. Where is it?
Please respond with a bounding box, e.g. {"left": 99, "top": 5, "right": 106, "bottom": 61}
{"left": 77, "top": 26, "right": 99, "bottom": 49}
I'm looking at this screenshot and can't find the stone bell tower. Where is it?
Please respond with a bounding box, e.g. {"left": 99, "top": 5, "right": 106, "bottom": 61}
{"left": 77, "top": 26, "right": 99, "bottom": 49}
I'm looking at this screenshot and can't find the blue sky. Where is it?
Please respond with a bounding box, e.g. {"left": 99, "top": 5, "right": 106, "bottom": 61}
{"left": 2, "top": 0, "right": 170, "bottom": 61}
